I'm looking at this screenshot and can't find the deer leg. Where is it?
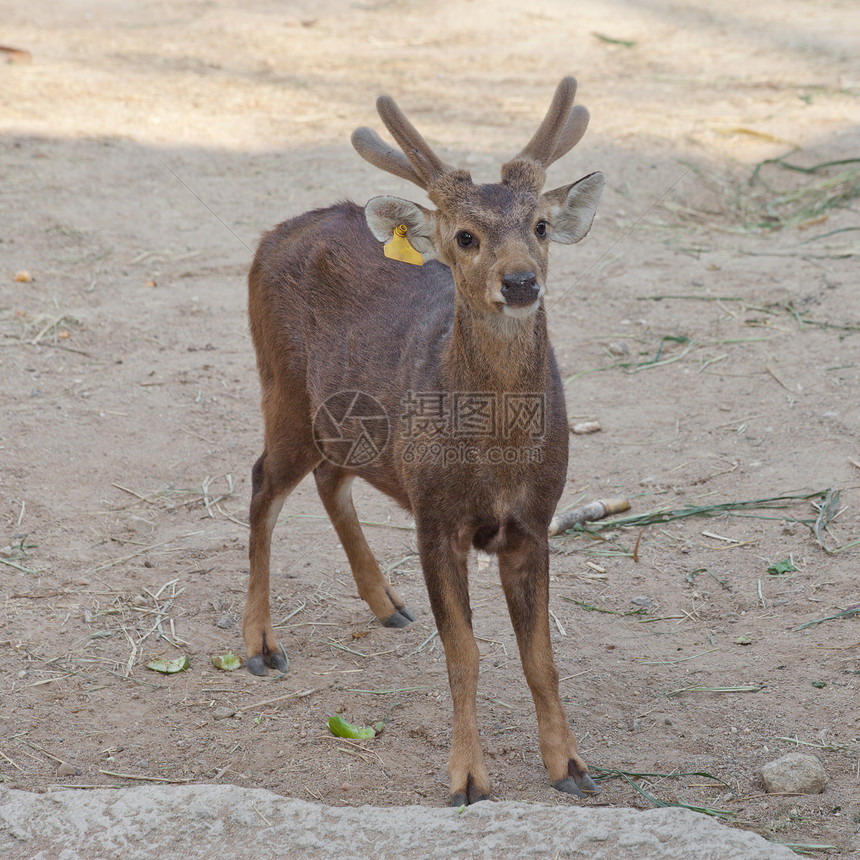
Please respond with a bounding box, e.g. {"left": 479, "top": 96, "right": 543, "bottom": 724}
{"left": 313, "top": 462, "right": 415, "bottom": 627}
{"left": 416, "top": 526, "right": 489, "bottom": 806}
{"left": 498, "top": 535, "right": 599, "bottom": 799}
{"left": 244, "top": 437, "right": 319, "bottom": 677}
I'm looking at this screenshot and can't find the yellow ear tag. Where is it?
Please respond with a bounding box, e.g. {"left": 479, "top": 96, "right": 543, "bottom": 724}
{"left": 384, "top": 224, "right": 423, "bottom": 266}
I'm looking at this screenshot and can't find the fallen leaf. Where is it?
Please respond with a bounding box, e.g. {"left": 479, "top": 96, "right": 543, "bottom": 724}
{"left": 767, "top": 558, "right": 797, "bottom": 576}
{"left": 210, "top": 651, "right": 242, "bottom": 671}
{"left": 146, "top": 655, "right": 190, "bottom": 674}
{"left": 327, "top": 715, "right": 383, "bottom": 739}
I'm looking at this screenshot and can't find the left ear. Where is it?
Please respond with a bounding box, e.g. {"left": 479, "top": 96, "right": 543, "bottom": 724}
{"left": 542, "top": 171, "right": 604, "bottom": 244}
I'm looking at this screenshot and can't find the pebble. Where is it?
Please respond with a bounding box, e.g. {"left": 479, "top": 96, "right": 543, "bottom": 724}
{"left": 630, "top": 596, "right": 653, "bottom": 608}
{"left": 760, "top": 752, "right": 828, "bottom": 794}
{"left": 57, "top": 762, "right": 79, "bottom": 777}
{"left": 607, "top": 340, "right": 630, "bottom": 357}
{"left": 215, "top": 613, "right": 235, "bottom": 629}
{"left": 570, "top": 421, "right": 601, "bottom": 435}
{"left": 213, "top": 707, "right": 235, "bottom": 721}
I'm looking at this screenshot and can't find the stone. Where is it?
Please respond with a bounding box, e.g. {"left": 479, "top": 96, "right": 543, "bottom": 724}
{"left": 0, "top": 784, "right": 798, "bottom": 859}
{"left": 215, "top": 613, "right": 235, "bottom": 629}
{"left": 760, "top": 752, "right": 828, "bottom": 794}
{"left": 213, "top": 707, "right": 235, "bottom": 721}
{"left": 56, "top": 762, "right": 78, "bottom": 777}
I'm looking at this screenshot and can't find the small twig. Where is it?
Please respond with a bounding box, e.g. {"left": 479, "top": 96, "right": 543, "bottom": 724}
{"left": 766, "top": 366, "right": 794, "bottom": 392}
{"left": 408, "top": 629, "right": 438, "bottom": 656}
{"left": 242, "top": 687, "right": 321, "bottom": 712}
{"left": 0, "top": 748, "right": 25, "bottom": 771}
{"left": 99, "top": 769, "right": 193, "bottom": 784}
{"left": 252, "top": 803, "right": 272, "bottom": 827}
{"left": 21, "top": 740, "right": 65, "bottom": 764}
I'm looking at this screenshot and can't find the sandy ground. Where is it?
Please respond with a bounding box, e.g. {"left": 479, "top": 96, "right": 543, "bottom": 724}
{"left": 1, "top": 0, "right": 859, "bottom": 855}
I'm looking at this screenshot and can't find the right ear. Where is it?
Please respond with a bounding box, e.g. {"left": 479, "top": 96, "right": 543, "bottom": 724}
{"left": 364, "top": 196, "right": 439, "bottom": 260}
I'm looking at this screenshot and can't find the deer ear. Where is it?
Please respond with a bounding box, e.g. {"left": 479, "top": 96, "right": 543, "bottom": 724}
{"left": 542, "top": 171, "right": 604, "bottom": 245}
{"left": 364, "top": 196, "right": 438, "bottom": 260}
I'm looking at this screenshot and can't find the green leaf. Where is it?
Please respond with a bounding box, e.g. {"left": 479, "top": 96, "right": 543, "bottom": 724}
{"left": 812, "top": 680, "right": 826, "bottom": 689}
{"left": 146, "top": 655, "right": 190, "bottom": 674}
{"left": 734, "top": 636, "right": 753, "bottom": 645}
{"left": 327, "top": 714, "right": 377, "bottom": 739}
{"left": 767, "top": 558, "right": 797, "bottom": 575}
{"left": 210, "top": 651, "right": 242, "bottom": 671}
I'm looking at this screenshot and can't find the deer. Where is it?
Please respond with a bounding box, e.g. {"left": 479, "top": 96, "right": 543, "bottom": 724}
{"left": 243, "top": 76, "right": 605, "bottom": 806}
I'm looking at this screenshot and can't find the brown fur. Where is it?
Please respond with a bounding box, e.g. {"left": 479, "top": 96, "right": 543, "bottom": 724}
{"left": 243, "top": 79, "right": 604, "bottom": 805}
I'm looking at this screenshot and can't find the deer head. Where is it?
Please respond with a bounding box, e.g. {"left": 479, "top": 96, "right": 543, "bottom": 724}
{"left": 352, "top": 77, "right": 604, "bottom": 324}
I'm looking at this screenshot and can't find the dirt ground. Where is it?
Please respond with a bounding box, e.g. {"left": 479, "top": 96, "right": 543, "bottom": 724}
{"left": 1, "top": 0, "right": 859, "bottom": 854}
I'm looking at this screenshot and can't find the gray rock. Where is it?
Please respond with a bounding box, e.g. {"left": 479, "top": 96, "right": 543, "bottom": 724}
{"left": 631, "top": 595, "right": 653, "bottom": 608}
{"left": 0, "top": 784, "right": 797, "bottom": 859}
{"left": 56, "top": 762, "right": 78, "bottom": 777}
{"left": 213, "top": 706, "right": 235, "bottom": 720}
{"left": 215, "top": 613, "right": 235, "bottom": 629}
{"left": 761, "top": 752, "right": 828, "bottom": 794}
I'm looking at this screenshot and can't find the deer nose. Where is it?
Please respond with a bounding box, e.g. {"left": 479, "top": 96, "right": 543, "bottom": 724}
{"left": 500, "top": 271, "right": 539, "bottom": 307}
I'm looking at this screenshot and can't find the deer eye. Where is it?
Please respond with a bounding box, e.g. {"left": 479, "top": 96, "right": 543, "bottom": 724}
{"left": 456, "top": 230, "right": 475, "bottom": 248}
{"left": 535, "top": 220, "right": 548, "bottom": 238}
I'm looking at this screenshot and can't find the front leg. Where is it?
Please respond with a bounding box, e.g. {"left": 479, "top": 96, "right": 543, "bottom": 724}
{"left": 498, "top": 534, "right": 599, "bottom": 799}
{"left": 416, "top": 523, "right": 490, "bottom": 806}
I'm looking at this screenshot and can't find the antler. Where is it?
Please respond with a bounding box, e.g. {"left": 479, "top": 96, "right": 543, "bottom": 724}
{"left": 351, "top": 126, "right": 426, "bottom": 188}
{"left": 513, "top": 76, "right": 590, "bottom": 169}
{"left": 351, "top": 96, "right": 453, "bottom": 190}
{"left": 352, "top": 79, "right": 589, "bottom": 191}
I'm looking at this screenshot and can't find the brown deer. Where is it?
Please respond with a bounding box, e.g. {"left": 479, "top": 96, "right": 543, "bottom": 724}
{"left": 243, "top": 77, "right": 604, "bottom": 806}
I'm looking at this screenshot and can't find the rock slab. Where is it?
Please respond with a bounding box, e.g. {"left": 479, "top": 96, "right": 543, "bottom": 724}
{"left": 760, "top": 752, "right": 829, "bottom": 794}
{"left": 0, "top": 784, "right": 798, "bottom": 860}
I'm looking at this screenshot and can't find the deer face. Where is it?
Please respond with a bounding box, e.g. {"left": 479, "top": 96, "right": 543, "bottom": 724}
{"left": 355, "top": 78, "right": 603, "bottom": 327}
{"left": 364, "top": 169, "right": 604, "bottom": 321}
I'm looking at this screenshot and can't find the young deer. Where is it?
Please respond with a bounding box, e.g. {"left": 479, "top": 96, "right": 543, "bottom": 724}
{"left": 244, "top": 77, "right": 604, "bottom": 805}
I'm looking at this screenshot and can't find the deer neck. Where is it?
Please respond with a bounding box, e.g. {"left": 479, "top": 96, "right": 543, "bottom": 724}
{"left": 444, "top": 293, "right": 550, "bottom": 394}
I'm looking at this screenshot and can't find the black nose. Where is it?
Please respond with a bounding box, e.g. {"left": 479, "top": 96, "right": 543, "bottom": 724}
{"left": 500, "top": 271, "right": 539, "bottom": 307}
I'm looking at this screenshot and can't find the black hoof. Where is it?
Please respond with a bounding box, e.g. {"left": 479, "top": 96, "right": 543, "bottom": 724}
{"left": 449, "top": 774, "right": 489, "bottom": 807}
{"left": 553, "top": 773, "right": 600, "bottom": 798}
{"left": 266, "top": 649, "right": 289, "bottom": 674}
{"left": 383, "top": 608, "right": 415, "bottom": 628}
{"left": 246, "top": 646, "right": 289, "bottom": 676}
{"left": 247, "top": 655, "right": 267, "bottom": 676}
{"left": 449, "top": 791, "right": 489, "bottom": 807}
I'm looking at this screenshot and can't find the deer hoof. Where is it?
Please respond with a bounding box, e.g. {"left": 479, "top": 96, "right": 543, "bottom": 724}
{"left": 266, "top": 648, "right": 290, "bottom": 674}
{"left": 449, "top": 773, "right": 490, "bottom": 807}
{"left": 246, "top": 646, "right": 289, "bottom": 676}
{"left": 382, "top": 607, "right": 415, "bottom": 628}
{"left": 449, "top": 790, "right": 489, "bottom": 807}
{"left": 246, "top": 655, "right": 267, "bottom": 676}
{"left": 553, "top": 773, "right": 600, "bottom": 798}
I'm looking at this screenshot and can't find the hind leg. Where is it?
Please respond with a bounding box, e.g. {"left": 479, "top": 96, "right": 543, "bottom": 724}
{"left": 244, "top": 433, "right": 320, "bottom": 676}
{"left": 313, "top": 461, "right": 415, "bottom": 628}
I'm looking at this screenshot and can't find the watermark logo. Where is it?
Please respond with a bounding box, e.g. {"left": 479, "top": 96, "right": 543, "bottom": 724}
{"left": 400, "top": 391, "right": 545, "bottom": 465}
{"left": 312, "top": 391, "right": 389, "bottom": 467}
